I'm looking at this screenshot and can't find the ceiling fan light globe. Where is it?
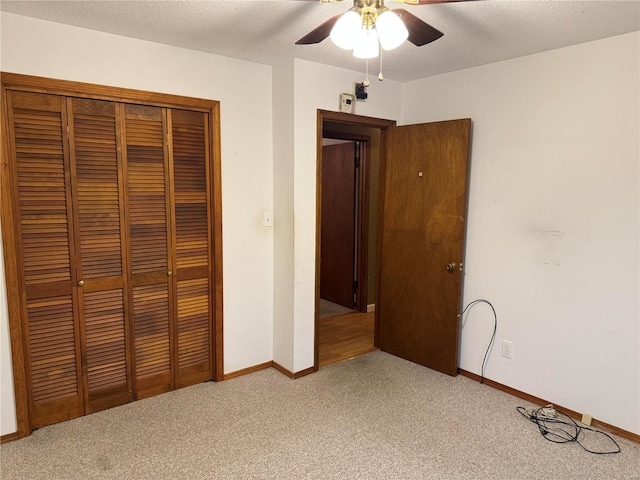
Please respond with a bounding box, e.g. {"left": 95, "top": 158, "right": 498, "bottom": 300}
{"left": 353, "top": 28, "right": 379, "bottom": 59}
{"left": 330, "top": 10, "right": 362, "bottom": 50}
{"left": 376, "top": 10, "right": 409, "bottom": 50}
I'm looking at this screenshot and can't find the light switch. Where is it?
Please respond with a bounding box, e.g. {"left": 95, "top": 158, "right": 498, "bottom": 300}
{"left": 263, "top": 211, "right": 273, "bottom": 228}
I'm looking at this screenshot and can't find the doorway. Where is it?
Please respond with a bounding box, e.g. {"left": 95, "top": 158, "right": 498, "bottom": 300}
{"left": 314, "top": 111, "right": 472, "bottom": 375}
{"left": 315, "top": 111, "right": 396, "bottom": 368}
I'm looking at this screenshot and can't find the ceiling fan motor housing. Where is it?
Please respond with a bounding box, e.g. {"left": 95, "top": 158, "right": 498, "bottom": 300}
{"left": 354, "top": 0, "right": 389, "bottom": 27}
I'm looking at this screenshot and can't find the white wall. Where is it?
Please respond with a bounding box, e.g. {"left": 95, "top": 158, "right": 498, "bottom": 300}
{"left": 292, "top": 59, "right": 402, "bottom": 372}
{"left": 402, "top": 32, "right": 640, "bottom": 434}
{"left": 0, "top": 221, "right": 17, "bottom": 435}
{"left": 0, "top": 12, "right": 275, "bottom": 435}
{"left": 272, "top": 58, "right": 295, "bottom": 371}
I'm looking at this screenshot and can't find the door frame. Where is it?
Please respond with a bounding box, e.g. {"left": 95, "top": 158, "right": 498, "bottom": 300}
{"left": 314, "top": 110, "right": 396, "bottom": 370}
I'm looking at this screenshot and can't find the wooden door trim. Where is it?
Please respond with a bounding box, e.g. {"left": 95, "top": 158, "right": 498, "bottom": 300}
{"left": 0, "top": 72, "right": 224, "bottom": 438}
{"left": 1, "top": 73, "right": 217, "bottom": 112}
{"left": 0, "top": 89, "right": 30, "bottom": 438}
{"left": 355, "top": 141, "right": 369, "bottom": 313}
{"left": 314, "top": 110, "right": 396, "bottom": 370}
{"left": 319, "top": 110, "right": 396, "bottom": 129}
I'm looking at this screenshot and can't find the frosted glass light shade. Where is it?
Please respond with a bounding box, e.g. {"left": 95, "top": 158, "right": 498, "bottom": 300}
{"left": 376, "top": 10, "right": 408, "bottom": 50}
{"left": 330, "top": 10, "right": 362, "bottom": 50}
{"left": 353, "top": 28, "right": 379, "bottom": 59}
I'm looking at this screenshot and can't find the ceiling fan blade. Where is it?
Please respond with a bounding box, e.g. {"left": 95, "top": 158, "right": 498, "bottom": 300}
{"left": 296, "top": 13, "right": 343, "bottom": 45}
{"left": 400, "top": 0, "right": 480, "bottom": 5}
{"left": 393, "top": 9, "right": 443, "bottom": 46}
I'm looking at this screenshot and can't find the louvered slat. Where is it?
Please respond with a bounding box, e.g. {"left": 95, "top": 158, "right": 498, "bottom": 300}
{"left": 171, "top": 110, "right": 212, "bottom": 387}
{"left": 70, "top": 98, "right": 130, "bottom": 412}
{"left": 172, "top": 111, "right": 209, "bottom": 271}
{"left": 125, "top": 105, "right": 173, "bottom": 397}
{"left": 176, "top": 279, "right": 210, "bottom": 370}
{"left": 126, "top": 113, "right": 168, "bottom": 275}
{"left": 83, "top": 289, "right": 127, "bottom": 392}
{"left": 9, "top": 91, "right": 83, "bottom": 428}
{"left": 14, "top": 107, "right": 71, "bottom": 285}
{"left": 133, "top": 284, "right": 171, "bottom": 389}
{"left": 27, "top": 295, "right": 77, "bottom": 404}
{"left": 175, "top": 205, "right": 209, "bottom": 268}
{"left": 73, "top": 106, "right": 123, "bottom": 280}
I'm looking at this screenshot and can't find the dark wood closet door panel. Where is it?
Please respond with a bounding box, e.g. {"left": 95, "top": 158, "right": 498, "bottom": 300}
{"left": 125, "top": 107, "right": 170, "bottom": 277}
{"left": 2, "top": 73, "right": 223, "bottom": 438}
{"left": 132, "top": 284, "right": 171, "bottom": 399}
{"left": 26, "top": 294, "right": 82, "bottom": 428}
{"left": 124, "top": 104, "right": 174, "bottom": 397}
{"left": 170, "top": 110, "right": 212, "bottom": 387}
{"left": 176, "top": 278, "right": 210, "bottom": 386}
{"left": 71, "top": 99, "right": 124, "bottom": 281}
{"left": 82, "top": 289, "right": 129, "bottom": 411}
{"left": 68, "top": 98, "right": 131, "bottom": 413}
{"left": 7, "top": 91, "right": 84, "bottom": 428}
{"left": 11, "top": 92, "right": 75, "bottom": 292}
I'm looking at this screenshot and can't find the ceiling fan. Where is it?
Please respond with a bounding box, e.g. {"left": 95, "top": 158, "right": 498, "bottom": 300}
{"left": 296, "top": 0, "right": 478, "bottom": 50}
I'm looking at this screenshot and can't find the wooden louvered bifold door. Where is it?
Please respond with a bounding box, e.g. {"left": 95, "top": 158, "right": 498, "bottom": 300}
{"left": 170, "top": 110, "right": 213, "bottom": 388}
{"left": 124, "top": 104, "right": 175, "bottom": 399}
{"left": 68, "top": 98, "right": 132, "bottom": 413}
{"left": 6, "top": 91, "right": 84, "bottom": 428}
{"left": 4, "top": 80, "right": 219, "bottom": 433}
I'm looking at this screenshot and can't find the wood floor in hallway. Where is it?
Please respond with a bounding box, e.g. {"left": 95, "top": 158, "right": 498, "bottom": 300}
{"left": 318, "top": 311, "right": 376, "bottom": 368}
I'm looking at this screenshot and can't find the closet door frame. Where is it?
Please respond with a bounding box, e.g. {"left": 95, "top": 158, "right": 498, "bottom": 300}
{"left": 0, "top": 72, "right": 224, "bottom": 439}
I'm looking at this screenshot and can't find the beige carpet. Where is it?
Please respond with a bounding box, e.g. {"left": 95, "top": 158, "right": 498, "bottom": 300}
{"left": 1, "top": 351, "right": 638, "bottom": 479}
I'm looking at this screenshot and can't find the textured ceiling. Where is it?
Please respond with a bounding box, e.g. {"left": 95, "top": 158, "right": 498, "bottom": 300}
{"left": 1, "top": 0, "right": 639, "bottom": 82}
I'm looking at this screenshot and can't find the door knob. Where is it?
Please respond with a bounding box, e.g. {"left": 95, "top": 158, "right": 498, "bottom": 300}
{"left": 446, "top": 263, "right": 456, "bottom": 272}
{"left": 167, "top": 270, "right": 173, "bottom": 277}
{"left": 78, "top": 280, "right": 85, "bottom": 286}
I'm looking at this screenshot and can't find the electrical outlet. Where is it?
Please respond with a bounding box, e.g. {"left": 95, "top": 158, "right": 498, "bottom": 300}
{"left": 501, "top": 340, "right": 513, "bottom": 359}
{"left": 581, "top": 413, "right": 592, "bottom": 426}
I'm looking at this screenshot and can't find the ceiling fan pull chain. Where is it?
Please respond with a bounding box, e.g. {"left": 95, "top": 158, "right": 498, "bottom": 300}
{"left": 378, "top": 47, "right": 384, "bottom": 81}
{"left": 364, "top": 58, "right": 371, "bottom": 86}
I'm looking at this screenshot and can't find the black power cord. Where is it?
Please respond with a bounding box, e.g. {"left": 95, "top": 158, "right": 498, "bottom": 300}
{"left": 458, "top": 299, "right": 497, "bottom": 383}
{"left": 517, "top": 406, "right": 621, "bottom": 454}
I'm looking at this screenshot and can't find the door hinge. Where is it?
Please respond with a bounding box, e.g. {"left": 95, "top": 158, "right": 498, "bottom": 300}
{"left": 355, "top": 145, "right": 360, "bottom": 169}
{"left": 353, "top": 280, "right": 358, "bottom": 293}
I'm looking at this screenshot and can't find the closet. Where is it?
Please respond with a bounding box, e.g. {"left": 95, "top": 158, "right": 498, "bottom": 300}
{"left": 1, "top": 74, "right": 222, "bottom": 435}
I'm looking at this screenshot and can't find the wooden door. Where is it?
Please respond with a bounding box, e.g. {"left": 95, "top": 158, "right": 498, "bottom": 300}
{"left": 123, "top": 104, "right": 175, "bottom": 399}
{"left": 68, "top": 98, "right": 132, "bottom": 413}
{"left": 5, "top": 91, "right": 84, "bottom": 428}
{"left": 320, "top": 142, "right": 357, "bottom": 309}
{"left": 378, "top": 119, "right": 471, "bottom": 376}
{"left": 2, "top": 73, "right": 223, "bottom": 437}
{"left": 169, "top": 109, "right": 213, "bottom": 388}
